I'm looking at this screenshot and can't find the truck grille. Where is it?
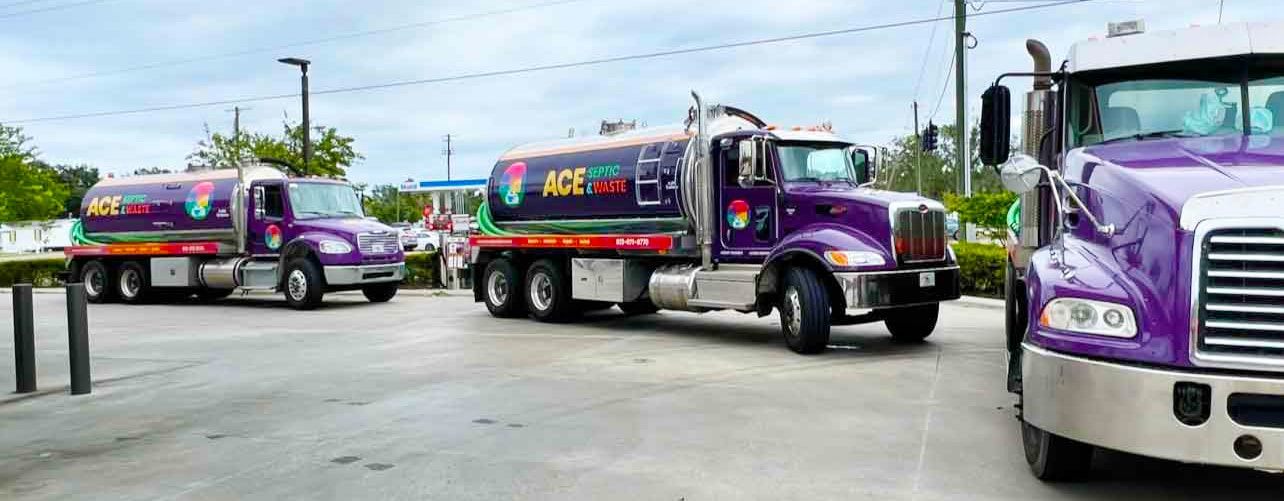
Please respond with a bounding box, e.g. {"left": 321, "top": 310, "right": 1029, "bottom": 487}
{"left": 357, "top": 232, "right": 398, "bottom": 255}
{"left": 1197, "top": 228, "right": 1284, "bottom": 359}
{"left": 892, "top": 205, "right": 947, "bottom": 263}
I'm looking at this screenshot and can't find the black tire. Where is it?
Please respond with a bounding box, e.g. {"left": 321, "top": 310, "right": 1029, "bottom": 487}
{"left": 362, "top": 282, "right": 399, "bottom": 303}
{"left": 779, "top": 267, "right": 831, "bottom": 354}
{"left": 1022, "top": 415, "right": 1094, "bottom": 481}
{"left": 116, "top": 261, "right": 149, "bottom": 305}
{"left": 619, "top": 300, "right": 660, "bottom": 316}
{"left": 80, "top": 260, "right": 114, "bottom": 303}
{"left": 282, "top": 258, "right": 325, "bottom": 310}
{"left": 197, "top": 289, "right": 235, "bottom": 301}
{"left": 525, "top": 259, "right": 575, "bottom": 322}
{"left": 483, "top": 258, "right": 525, "bottom": 318}
{"left": 885, "top": 304, "right": 939, "bottom": 343}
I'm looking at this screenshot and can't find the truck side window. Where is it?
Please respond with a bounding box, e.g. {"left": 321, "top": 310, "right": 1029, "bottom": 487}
{"left": 722, "top": 143, "right": 741, "bottom": 187}
{"left": 262, "top": 185, "right": 284, "bottom": 219}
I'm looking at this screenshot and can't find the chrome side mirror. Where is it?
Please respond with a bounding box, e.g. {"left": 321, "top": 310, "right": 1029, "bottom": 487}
{"left": 253, "top": 186, "right": 265, "bottom": 220}
{"left": 737, "top": 140, "right": 756, "bottom": 188}
{"left": 999, "top": 154, "right": 1044, "bottom": 194}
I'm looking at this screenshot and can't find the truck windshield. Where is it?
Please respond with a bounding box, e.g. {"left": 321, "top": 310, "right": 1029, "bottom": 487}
{"left": 1069, "top": 56, "right": 1284, "bottom": 146}
{"left": 288, "top": 182, "right": 365, "bottom": 219}
{"left": 778, "top": 142, "right": 858, "bottom": 183}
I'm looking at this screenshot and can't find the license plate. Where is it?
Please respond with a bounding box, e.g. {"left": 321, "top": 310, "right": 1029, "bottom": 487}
{"left": 918, "top": 272, "right": 936, "bottom": 288}
{"left": 372, "top": 244, "right": 386, "bottom": 254}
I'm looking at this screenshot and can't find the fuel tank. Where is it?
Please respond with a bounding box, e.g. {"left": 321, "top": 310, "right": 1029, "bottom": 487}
{"left": 79, "top": 166, "right": 286, "bottom": 245}
{"left": 486, "top": 125, "right": 693, "bottom": 234}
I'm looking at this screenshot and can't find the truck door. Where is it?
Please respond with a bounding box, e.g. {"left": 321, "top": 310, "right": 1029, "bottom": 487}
{"left": 718, "top": 137, "right": 779, "bottom": 262}
{"left": 247, "top": 180, "right": 287, "bottom": 256}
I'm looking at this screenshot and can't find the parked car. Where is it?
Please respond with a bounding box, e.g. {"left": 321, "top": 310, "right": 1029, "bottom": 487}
{"left": 416, "top": 230, "right": 439, "bottom": 252}
{"left": 390, "top": 222, "right": 418, "bottom": 251}
{"left": 945, "top": 213, "right": 960, "bottom": 240}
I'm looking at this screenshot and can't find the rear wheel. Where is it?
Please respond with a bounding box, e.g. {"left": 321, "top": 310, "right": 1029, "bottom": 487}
{"left": 885, "top": 304, "right": 939, "bottom": 342}
{"left": 1022, "top": 414, "right": 1094, "bottom": 481}
{"left": 483, "top": 258, "right": 525, "bottom": 318}
{"left": 362, "top": 282, "right": 399, "bottom": 303}
{"left": 81, "top": 260, "right": 114, "bottom": 303}
{"left": 525, "top": 259, "right": 575, "bottom": 322}
{"left": 117, "top": 261, "right": 148, "bottom": 305}
{"left": 283, "top": 258, "right": 325, "bottom": 310}
{"left": 779, "top": 267, "right": 830, "bottom": 354}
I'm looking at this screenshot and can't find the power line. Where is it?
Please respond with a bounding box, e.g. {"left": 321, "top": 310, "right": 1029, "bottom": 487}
{"left": 0, "top": 0, "right": 59, "bottom": 9}
{"left": 3, "top": 0, "right": 587, "bottom": 89}
{"left": 3, "top": 0, "right": 1096, "bottom": 125}
{"left": 0, "top": 0, "right": 113, "bottom": 20}
{"left": 928, "top": 48, "right": 956, "bottom": 122}
{"left": 911, "top": 0, "right": 947, "bottom": 102}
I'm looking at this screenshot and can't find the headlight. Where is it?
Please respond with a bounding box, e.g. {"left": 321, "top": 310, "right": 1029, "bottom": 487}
{"left": 824, "top": 250, "right": 886, "bottom": 268}
{"left": 319, "top": 240, "right": 353, "bottom": 254}
{"left": 1039, "top": 298, "right": 1137, "bottom": 338}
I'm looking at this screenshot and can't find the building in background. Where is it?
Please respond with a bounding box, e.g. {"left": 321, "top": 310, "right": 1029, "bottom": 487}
{"left": 0, "top": 219, "right": 77, "bottom": 253}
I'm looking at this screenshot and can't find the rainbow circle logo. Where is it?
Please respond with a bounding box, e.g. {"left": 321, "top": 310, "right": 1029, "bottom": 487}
{"left": 185, "top": 181, "right": 215, "bottom": 221}
{"left": 726, "top": 199, "right": 750, "bottom": 230}
{"left": 499, "top": 162, "right": 526, "bottom": 207}
{"left": 264, "top": 224, "right": 282, "bottom": 250}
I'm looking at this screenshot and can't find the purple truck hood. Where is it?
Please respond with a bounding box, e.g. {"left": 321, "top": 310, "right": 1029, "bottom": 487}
{"left": 1076, "top": 135, "right": 1284, "bottom": 214}
{"left": 783, "top": 183, "right": 936, "bottom": 208}
{"left": 293, "top": 217, "right": 395, "bottom": 238}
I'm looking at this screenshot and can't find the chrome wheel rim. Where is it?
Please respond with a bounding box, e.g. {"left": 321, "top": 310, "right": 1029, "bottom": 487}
{"left": 487, "top": 270, "right": 508, "bottom": 306}
{"left": 120, "top": 268, "right": 141, "bottom": 299}
{"left": 287, "top": 269, "right": 308, "bottom": 302}
{"left": 84, "top": 267, "right": 104, "bottom": 297}
{"left": 530, "top": 272, "right": 553, "bottom": 312}
{"left": 784, "top": 287, "right": 802, "bottom": 337}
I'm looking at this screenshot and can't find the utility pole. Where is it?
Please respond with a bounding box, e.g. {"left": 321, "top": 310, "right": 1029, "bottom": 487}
{"left": 954, "top": 0, "right": 970, "bottom": 198}
{"left": 441, "top": 134, "right": 454, "bottom": 181}
{"left": 912, "top": 101, "right": 922, "bottom": 194}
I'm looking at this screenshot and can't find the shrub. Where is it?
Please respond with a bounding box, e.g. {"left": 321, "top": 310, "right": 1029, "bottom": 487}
{"left": 944, "top": 191, "right": 1018, "bottom": 239}
{"left": 0, "top": 258, "right": 66, "bottom": 287}
{"left": 402, "top": 252, "right": 440, "bottom": 288}
{"left": 952, "top": 242, "right": 1006, "bottom": 298}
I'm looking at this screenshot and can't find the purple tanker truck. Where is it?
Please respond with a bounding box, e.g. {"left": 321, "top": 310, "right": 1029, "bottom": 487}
{"left": 65, "top": 163, "right": 405, "bottom": 309}
{"left": 469, "top": 94, "right": 961, "bottom": 354}
{"left": 980, "top": 21, "right": 1284, "bottom": 479}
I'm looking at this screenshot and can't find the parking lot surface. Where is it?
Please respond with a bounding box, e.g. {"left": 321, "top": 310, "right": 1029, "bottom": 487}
{"left": 2, "top": 291, "right": 1282, "bottom": 500}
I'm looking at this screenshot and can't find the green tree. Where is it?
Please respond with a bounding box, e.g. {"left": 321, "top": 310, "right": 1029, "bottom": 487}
{"left": 52, "top": 164, "right": 100, "bottom": 216}
{"left": 877, "top": 123, "right": 1003, "bottom": 201}
{"left": 0, "top": 156, "right": 71, "bottom": 222}
{"left": 361, "top": 184, "right": 403, "bottom": 224}
{"left": 944, "top": 191, "right": 1018, "bottom": 239}
{"left": 188, "top": 119, "right": 363, "bottom": 178}
{"left": 0, "top": 123, "right": 36, "bottom": 160}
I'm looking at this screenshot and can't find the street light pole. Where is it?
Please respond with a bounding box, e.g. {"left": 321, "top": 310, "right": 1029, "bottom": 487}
{"left": 278, "top": 57, "right": 312, "bottom": 176}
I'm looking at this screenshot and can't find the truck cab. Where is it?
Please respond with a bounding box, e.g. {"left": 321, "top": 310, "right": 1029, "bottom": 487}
{"left": 980, "top": 21, "right": 1284, "bottom": 479}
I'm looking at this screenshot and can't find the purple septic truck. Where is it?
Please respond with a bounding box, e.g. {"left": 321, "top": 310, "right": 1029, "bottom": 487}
{"left": 980, "top": 21, "right": 1284, "bottom": 479}
{"left": 66, "top": 163, "right": 405, "bottom": 309}
{"left": 469, "top": 94, "right": 960, "bottom": 354}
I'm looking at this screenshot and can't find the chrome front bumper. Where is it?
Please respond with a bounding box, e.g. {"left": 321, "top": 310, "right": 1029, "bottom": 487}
{"left": 324, "top": 263, "right": 404, "bottom": 285}
{"left": 834, "top": 266, "right": 961, "bottom": 316}
{"left": 1023, "top": 343, "right": 1284, "bottom": 471}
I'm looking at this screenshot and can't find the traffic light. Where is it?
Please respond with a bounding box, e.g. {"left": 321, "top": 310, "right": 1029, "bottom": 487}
{"left": 921, "top": 122, "right": 939, "bottom": 152}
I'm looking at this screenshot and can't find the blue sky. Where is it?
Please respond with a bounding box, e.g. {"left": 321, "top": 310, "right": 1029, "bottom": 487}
{"left": 0, "top": 0, "right": 1271, "bottom": 187}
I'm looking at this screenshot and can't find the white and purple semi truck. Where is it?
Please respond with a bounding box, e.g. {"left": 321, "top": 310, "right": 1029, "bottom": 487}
{"left": 980, "top": 21, "right": 1284, "bottom": 479}
{"left": 66, "top": 163, "right": 405, "bottom": 309}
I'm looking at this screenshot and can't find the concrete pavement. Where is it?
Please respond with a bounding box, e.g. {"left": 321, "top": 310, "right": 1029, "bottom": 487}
{"left": 1, "top": 294, "right": 1281, "bottom": 500}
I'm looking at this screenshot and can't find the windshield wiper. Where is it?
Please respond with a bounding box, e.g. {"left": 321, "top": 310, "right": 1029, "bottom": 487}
{"left": 1101, "top": 129, "right": 1189, "bottom": 144}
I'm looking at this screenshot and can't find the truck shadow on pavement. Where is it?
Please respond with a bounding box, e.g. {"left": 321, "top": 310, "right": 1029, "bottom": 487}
{"left": 1050, "top": 449, "right": 1284, "bottom": 497}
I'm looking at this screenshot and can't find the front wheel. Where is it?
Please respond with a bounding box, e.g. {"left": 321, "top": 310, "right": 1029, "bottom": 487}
{"left": 885, "top": 304, "right": 939, "bottom": 342}
{"left": 779, "top": 267, "right": 831, "bottom": 354}
{"left": 80, "top": 260, "right": 114, "bottom": 303}
{"left": 362, "top": 282, "right": 399, "bottom": 303}
{"left": 1022, "top": 418, "right": 1093, "bottom": 481}
{"left": 283, "top": 258, "right": 325, "bottom": 310}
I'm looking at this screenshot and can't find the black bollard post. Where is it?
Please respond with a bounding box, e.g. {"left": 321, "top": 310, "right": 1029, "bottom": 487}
{"left": 13, "top": 284, "right": 36, "bottom": 394}
{"left": 66, "top": 283, "right": 91, "bottom": 396}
